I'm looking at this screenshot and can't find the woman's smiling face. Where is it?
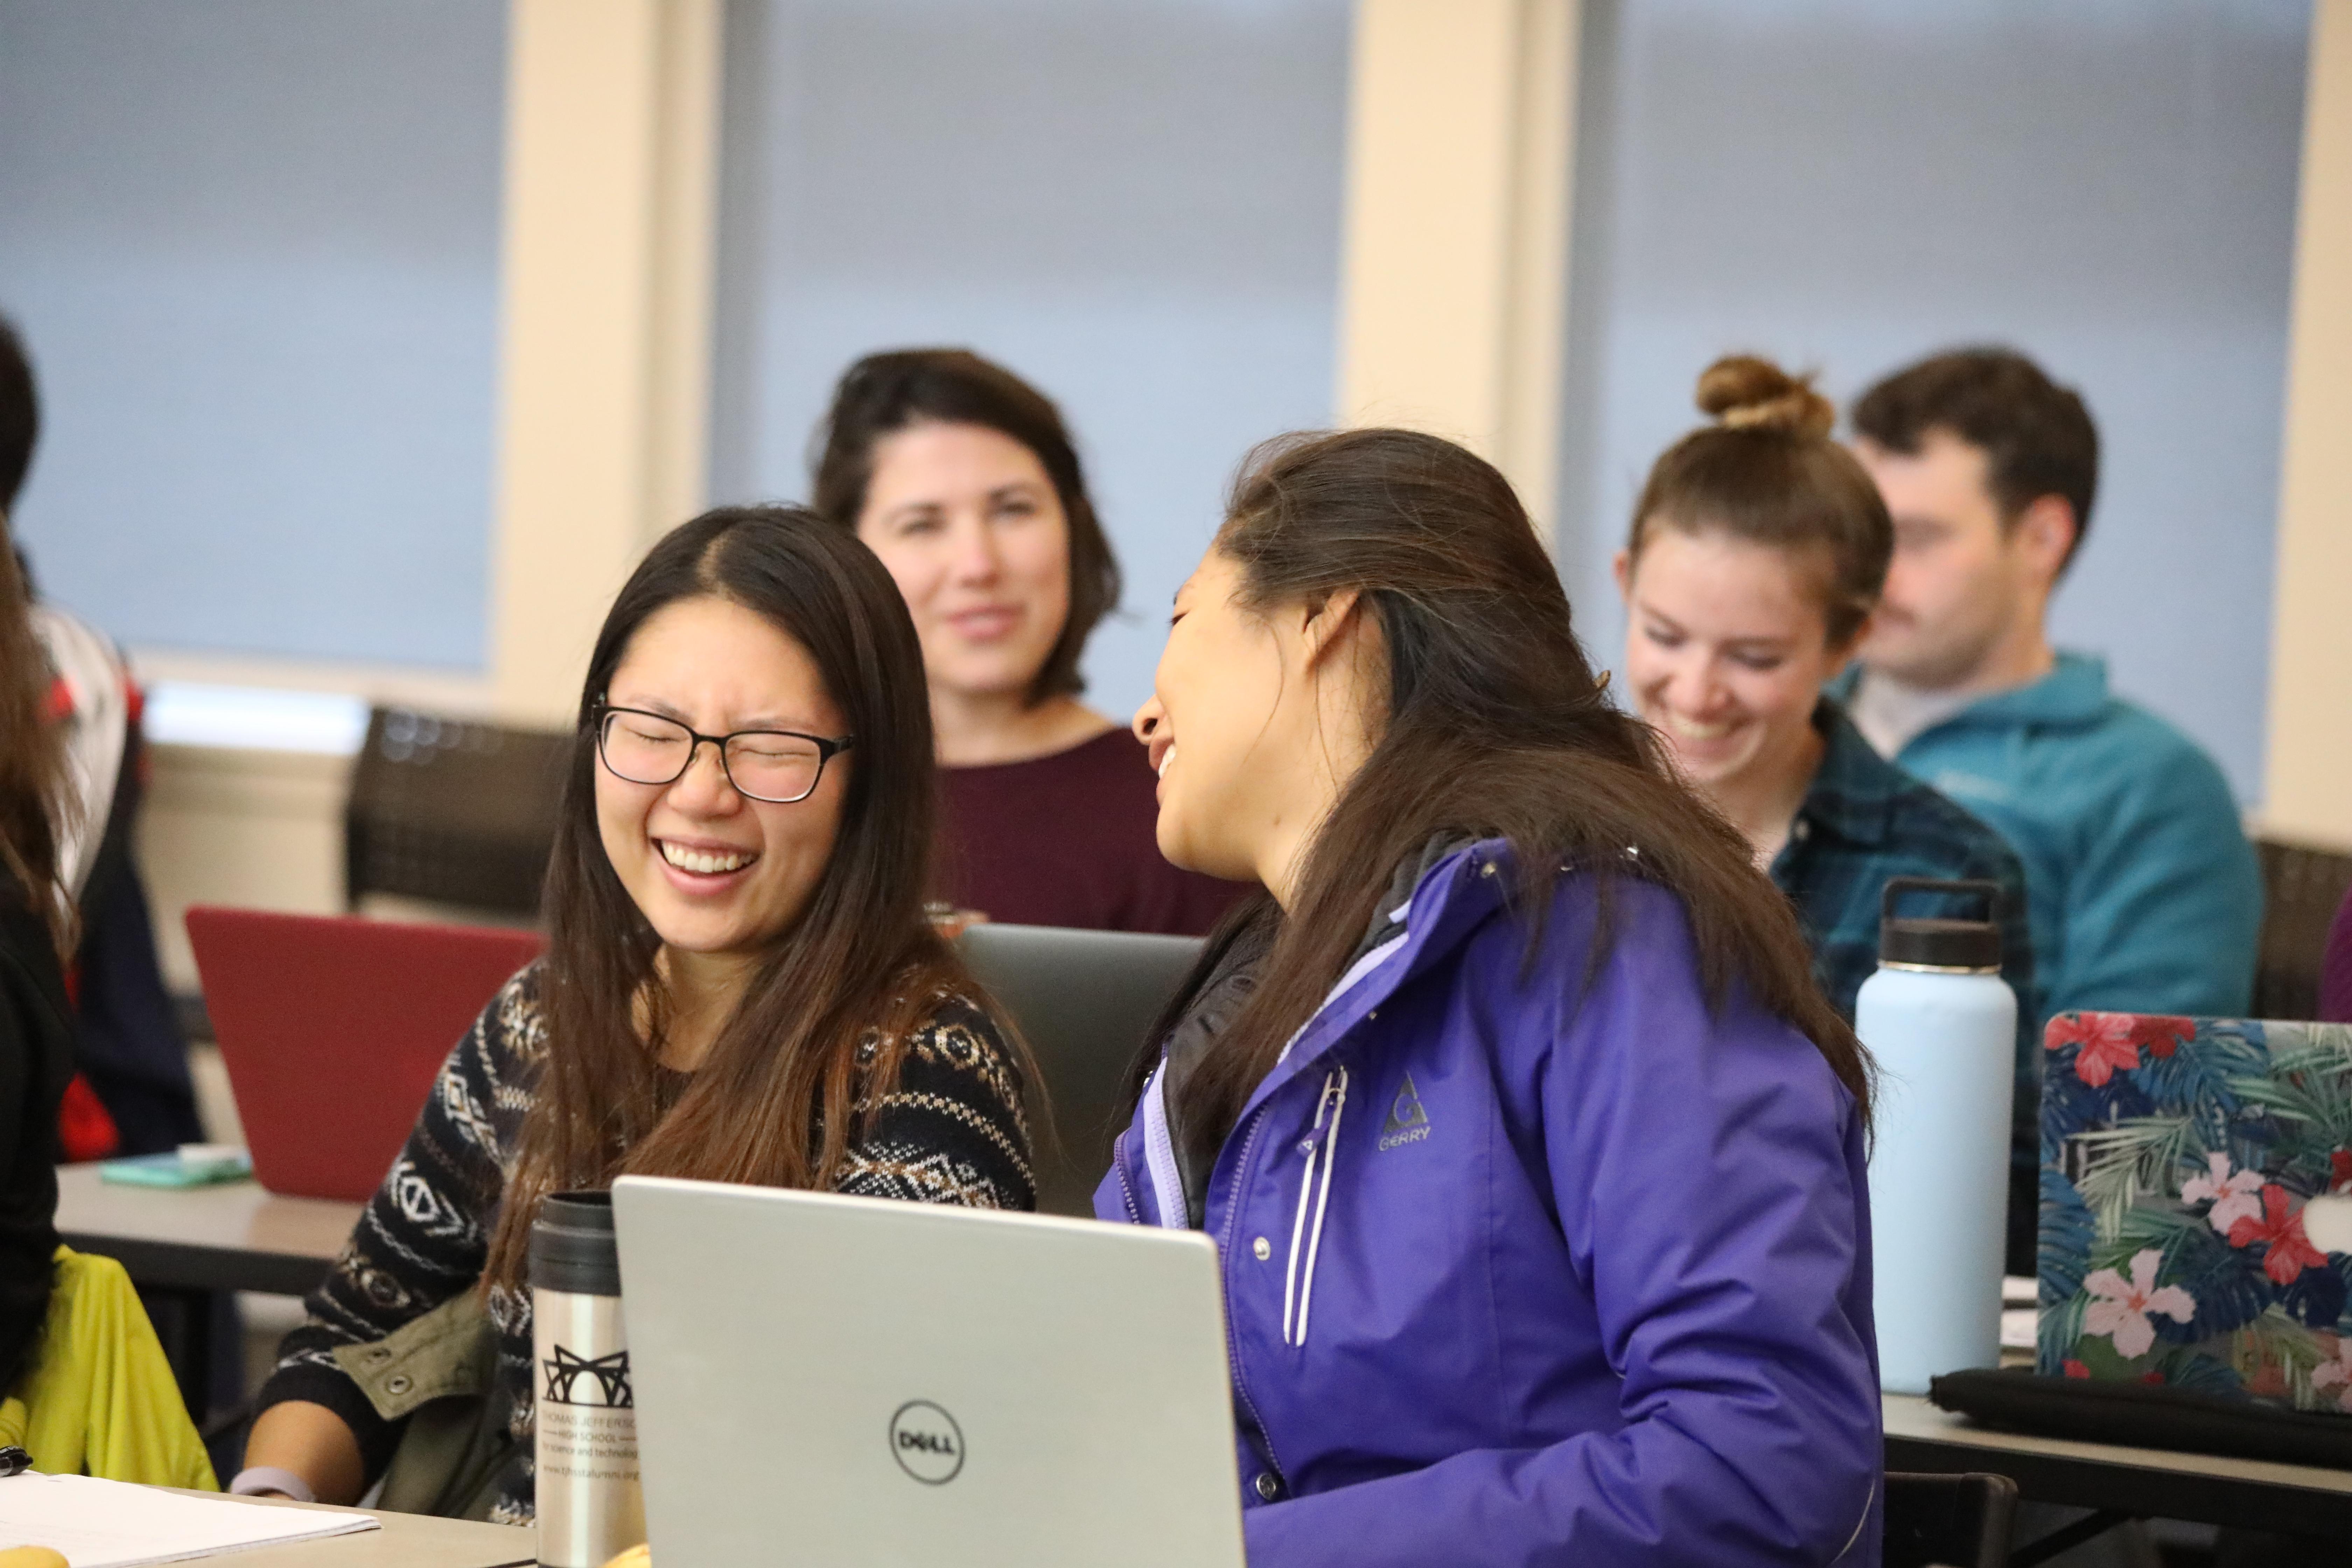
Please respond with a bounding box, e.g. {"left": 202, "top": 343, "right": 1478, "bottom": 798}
{"left": 1615, "top": 526, "right": 1850, "bottom": 790}
{"left": 1133, "top": 549, "right": 1282, "bottom": 882}
{"left": 594, "top": 595, "right": 851, "bottom": 961}
{"left": 854, "top": 420, "right": 1072, "bottom": 705}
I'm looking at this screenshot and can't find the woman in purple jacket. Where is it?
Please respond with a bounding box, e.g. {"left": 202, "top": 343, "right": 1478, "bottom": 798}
{"left": 1101, "top": 428, "right": 1884, "bottom": 1566}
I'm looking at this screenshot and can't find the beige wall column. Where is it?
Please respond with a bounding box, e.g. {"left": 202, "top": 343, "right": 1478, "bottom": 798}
{"left": 488, "top": 0, "right": 722, "bottom": 726}
{"left": 1334, "top": 0, "right": 1579, "bottom": 545}
{"left": 2262, "top": 0, "right": 2352, "bottom": 849}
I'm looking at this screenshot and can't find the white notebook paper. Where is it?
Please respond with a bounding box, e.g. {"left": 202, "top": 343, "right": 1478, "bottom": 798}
{"left": 0, "top": 1473, "right": 379, "bottom": 1566}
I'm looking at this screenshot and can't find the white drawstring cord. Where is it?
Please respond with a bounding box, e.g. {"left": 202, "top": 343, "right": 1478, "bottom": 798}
{"left": 1832, "top": 1476, "right": 1877, "bottom": 1561}
{"left": 1280, "top": 1066, "right": 1349, "bottom": 1347}
{"left": 1280, "top": 1112, "right": 1320, "bottom": 1341}
{"left": 1293, "top": 1066, "right": 1347, "bottom": 1347}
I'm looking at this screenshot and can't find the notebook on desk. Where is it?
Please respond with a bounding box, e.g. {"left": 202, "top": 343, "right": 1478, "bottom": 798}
{"left": 185, "top": 906, "right": 541, "bottom": 1203}
{"left": 1946, "top": 1013, "right": 2352, "bottom": 1462}
{"left": 0, "top": 1472, "right": 376, "bottom": 1565}
{"left": 613, "top": 1175, "right": 1248, "bottom": 1568}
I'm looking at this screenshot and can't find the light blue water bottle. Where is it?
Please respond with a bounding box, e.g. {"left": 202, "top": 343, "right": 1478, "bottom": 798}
{"left": 1858, "top": 877, "right": 2016, "bottom": 1396}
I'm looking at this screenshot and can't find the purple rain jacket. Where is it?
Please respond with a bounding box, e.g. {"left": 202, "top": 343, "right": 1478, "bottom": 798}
{"left": 1096, "top": 839, "right": 1884, "bottom": 1567}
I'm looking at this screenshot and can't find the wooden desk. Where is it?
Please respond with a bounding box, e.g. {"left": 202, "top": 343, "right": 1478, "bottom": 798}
{"left": 1884, "top": 1392, "right": 2352, "bottom": 1535}
{"left": 169, "top": 1491, "right": 532, "bottom": 1567}
{"left": 55, "top": 1164, "right": 361, "bottom": 1297}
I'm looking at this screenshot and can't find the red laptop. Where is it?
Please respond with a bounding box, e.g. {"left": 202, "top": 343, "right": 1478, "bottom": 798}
{"left": 185, "top": 906, "right": 543, "bottom": 1203}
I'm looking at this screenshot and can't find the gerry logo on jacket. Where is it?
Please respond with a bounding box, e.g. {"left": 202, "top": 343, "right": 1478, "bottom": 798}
{"left": 1379, "top": 1074, "right": 1431, "bottom": 1152}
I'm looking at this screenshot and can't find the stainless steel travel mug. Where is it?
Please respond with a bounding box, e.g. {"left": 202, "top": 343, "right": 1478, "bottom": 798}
{"left": 531, "top": 1190, "right": 643, "bottom": 1568}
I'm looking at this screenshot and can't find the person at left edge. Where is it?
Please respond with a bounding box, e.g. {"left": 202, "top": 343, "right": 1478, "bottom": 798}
{"left": 0, "top": 509, "right": 74, "bottom": 1404}
{"left": 1, "top": 315, "right": 203, "bottom": 1162}
{"left": 1101, "top": 429, "right": 1882, "bottom": 1566}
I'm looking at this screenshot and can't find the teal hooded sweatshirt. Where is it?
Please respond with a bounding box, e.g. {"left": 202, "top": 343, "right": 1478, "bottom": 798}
{"left": 1840, "top": 652, "right": 2261, "bottom": 1023}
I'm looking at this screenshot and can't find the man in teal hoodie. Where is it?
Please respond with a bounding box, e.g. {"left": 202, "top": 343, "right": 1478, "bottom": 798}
{"left": 1839, "top": 347, "right": 2261, "bottom": 1026}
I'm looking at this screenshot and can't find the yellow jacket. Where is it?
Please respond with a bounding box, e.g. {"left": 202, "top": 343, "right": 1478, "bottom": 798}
{"left": 0, "top": 1247, "right": 215, "bottom": 1489}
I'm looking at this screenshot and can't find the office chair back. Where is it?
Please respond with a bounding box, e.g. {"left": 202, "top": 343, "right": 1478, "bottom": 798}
{"left": 957, "top": 923, "right": 1203, "bottom": 1216}
{"left": 344, "top": 707, "right": 571, "bottom": 918}
{"left": 2253, "top": 836, "right": 2352, "bottom": 1020}
{"left": 1883, "top": 1471, "right": 2017, "bottom": 1568}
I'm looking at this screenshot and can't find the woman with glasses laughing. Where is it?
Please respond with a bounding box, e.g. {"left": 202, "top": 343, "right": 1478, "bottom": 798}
{"left": 234, "top": 507, "right": 1037, "bottom": 1524}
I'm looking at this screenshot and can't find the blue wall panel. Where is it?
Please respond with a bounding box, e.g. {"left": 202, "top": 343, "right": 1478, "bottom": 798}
{"left": 0, "top": 0, "right": 507, "bottom": 670}
{"left": 710, "top": 0, "right": 1351, "bottom": 723}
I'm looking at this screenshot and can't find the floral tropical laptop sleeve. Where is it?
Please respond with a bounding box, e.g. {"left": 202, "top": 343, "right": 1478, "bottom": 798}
{"left": 2039, "top": 1013, "right": 2352, "bottom": 1410}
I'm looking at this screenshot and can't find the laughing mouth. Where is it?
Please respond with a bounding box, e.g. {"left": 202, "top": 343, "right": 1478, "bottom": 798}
{"left": 1156, "top": 742, "right": 1177, "bottom": 779}
{"left": 1662, "top": 714, "right": 1736, "bottom": 742}
{"left": 659, "top": 840, "right": 758, "bottom": 875}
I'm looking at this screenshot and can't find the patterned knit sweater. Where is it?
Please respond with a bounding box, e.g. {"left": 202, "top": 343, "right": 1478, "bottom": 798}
{"left": 253, "top": 965, "right": 1034, "bottom": 1524}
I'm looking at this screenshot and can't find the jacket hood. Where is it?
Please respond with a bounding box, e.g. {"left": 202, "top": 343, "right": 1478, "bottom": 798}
{"left": 1150, "top": 832, "right": 1488, "bottom": 1227}
{"left": 1238, "top": 836, "right": 1519, "bottom": 1113}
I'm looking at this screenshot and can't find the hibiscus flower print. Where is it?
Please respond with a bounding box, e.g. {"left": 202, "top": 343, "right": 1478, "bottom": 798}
{"left": 2124, "top": 1016, "right": 2192, "bottom": 1059}
{"left": 2047, "top": 1014, "right": 2138, "bottom": 1088}
{"left": 2081, "top": 1248, "right": 2196, "bottom": 1359}
{"left": 2180, "top": 1153, "right": 2266, "bottom": 1234}
{"left": 2311, "top": 1336, "right": 2352, "bottom": 1414}
{"left": 2226, "top": 1185, "right": 2329, "bottom": 1286}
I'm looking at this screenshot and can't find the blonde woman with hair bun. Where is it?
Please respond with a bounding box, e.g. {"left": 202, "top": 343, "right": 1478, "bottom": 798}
{"left": 1613, "top": 352, "right": 2044, "bottom": 1275}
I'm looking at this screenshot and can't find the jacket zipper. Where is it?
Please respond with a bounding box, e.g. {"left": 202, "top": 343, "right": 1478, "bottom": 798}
{"left": 1114, "top": 1146, "right": 1143, "bottom": 1225}
{"left": 1197, "top": 853, "right": 1497, "bottom": 1503}
{"left": 1216, "top": 1106, "right": 1292, "bottom": 1498}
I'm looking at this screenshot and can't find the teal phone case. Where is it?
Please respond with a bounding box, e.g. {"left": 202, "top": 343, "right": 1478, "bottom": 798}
{"left": 99, "top": 1150, "right": 254, "bottom": 1188}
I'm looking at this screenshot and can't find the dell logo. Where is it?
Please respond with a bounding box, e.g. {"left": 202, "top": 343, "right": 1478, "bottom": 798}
{"left": 888, "top": 1400, "right": 965, "bottom": 1484}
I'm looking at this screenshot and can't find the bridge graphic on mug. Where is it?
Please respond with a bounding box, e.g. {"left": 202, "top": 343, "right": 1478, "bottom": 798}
{"left": 543, "top": 1345, "right": 634, "bottom": 1408}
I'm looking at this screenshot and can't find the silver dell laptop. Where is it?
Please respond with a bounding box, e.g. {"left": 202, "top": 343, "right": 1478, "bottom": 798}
{"left": 611, "top": 1175, "right": 1246, "bottom": 1568}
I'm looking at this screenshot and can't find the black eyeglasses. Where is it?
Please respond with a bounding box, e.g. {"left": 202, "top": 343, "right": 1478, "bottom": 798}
{"left": 594, "top": 706, "right": 854, "bottom": 804}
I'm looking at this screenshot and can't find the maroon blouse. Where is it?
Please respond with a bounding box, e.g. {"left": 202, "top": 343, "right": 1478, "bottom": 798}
{"left": 2323, "top": 883, "right": 2352, "bottom": 1024}
{"left": 933, "top": 729, "right": 1246, "bottom": 936}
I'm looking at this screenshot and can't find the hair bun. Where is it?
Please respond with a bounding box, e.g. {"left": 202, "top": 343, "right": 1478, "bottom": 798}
{"left": 1694, "top": 355, "right": 1834, "bottom": 440}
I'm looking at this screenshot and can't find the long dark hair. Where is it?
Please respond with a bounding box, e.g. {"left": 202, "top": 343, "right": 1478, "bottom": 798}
{"left": 808, "top": 348, "right": 1120, "bottom": 704}
{"left": 483, "top": 507, "right": 991, "bottom": 1291}
{"left": 1158, "top": 430, "right": 1870, "bottom": 1170}
{"left": 0, "top": 526, "right": 71, "bottom": 958}
{"left": 0, "top": 317, "right": 70, "bottom": 955}
{"left": 1627, "top": 355, "right": 1892, "bottom": 646}
{"left": 1, "top": 315, "right": 38, "bottom": 517}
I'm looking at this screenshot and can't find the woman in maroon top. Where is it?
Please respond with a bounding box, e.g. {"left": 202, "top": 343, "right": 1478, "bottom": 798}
{"left": 812, "top": 349, "right": 1240, "bottom": 935}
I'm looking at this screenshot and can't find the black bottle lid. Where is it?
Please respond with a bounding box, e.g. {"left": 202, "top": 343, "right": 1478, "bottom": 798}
{"left": 530, "top": 1190, "right": 622, "bottom": 1297}
{"left": 1878, "top": 876, "right": 2003, "bottom": 973}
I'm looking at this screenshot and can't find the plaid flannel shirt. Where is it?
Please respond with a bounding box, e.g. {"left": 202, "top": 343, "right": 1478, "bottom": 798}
{"left": 1772, "top": 699, "right": 2042, "bottom": 1272}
